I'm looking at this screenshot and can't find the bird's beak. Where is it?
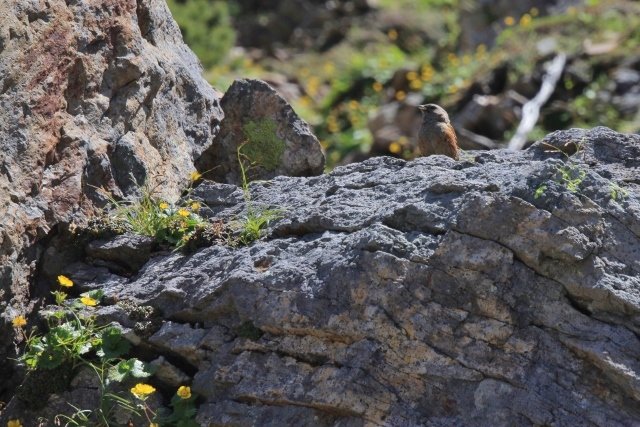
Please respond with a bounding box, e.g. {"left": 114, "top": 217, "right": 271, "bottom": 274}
{"left": 418, "top": 105, "right": 426, "bottom": 111}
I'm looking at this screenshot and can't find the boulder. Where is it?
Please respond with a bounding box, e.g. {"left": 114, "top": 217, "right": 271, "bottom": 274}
{"left": 85, "top": 234, "right": 156, "bottom": 273}
{"left": 0, "top": 0, "right": 222, "bottom": 399}
{"left": 196, "top": 78, "right": 325, "bottom": 185}
{"left": 5, "top": 127, "right": 638, "bottom": 426}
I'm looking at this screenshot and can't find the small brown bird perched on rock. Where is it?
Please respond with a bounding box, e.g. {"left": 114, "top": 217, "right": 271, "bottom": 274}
{"left": 417, "top": 104, "right": 459, "bottom": 160}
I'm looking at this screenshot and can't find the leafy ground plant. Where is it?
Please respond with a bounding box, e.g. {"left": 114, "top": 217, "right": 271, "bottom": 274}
{"left": 11, "top": 276, "right": 202, "bottom": 426}
{"left": 92, "top": 175, "right": 225, "bottom": 252}
{"left": 234, "top": 144, "right": 284, "bottom": 246}
{"left": 535, "top": 138, "right": 588, "bottom": 198}
{"left": 12, "top": 276, "right": 155, "bottom": 426}
{"left": 132, "top": 384, "right": 199, "bottom": 427}
{"left": 534, "top": 137, "right": 628, "bottom": 203}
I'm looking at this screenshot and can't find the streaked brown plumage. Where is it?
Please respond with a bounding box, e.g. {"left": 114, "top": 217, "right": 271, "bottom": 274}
{"left": 417, "top": 104, "right": 459, "bottom": 160}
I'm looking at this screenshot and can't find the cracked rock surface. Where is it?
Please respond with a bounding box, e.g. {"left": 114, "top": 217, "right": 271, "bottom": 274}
{"left": 22, "top": 127, "right": 639, "bottom": 426}
{"left": 0, "top": 0, "right": 222, "bottom": 396}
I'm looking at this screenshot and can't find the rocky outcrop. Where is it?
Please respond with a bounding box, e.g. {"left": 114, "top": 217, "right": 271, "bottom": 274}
{"left": 0, "top": 0, "right": 223, "bottom": 399}
{"left": 5, "top": 127, "right": 639, "bottom": 426}
{"left": 195, "top": 78, "right": 325, "bottom": 185}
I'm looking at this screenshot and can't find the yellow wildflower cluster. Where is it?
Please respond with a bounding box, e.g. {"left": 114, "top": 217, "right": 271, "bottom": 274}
{"left": 306, "top": 76, "right": 320, "bottom": 97}
{"left": 421, "top": 65, "right": 434, "bottom": 82}
{"left": 327, "top": 115, "right": 339, "bottom": 133}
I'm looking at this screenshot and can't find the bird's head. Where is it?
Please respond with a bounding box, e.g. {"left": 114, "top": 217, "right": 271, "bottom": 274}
{"left": 418, "top": 104, "right": 450, "bottom": 123}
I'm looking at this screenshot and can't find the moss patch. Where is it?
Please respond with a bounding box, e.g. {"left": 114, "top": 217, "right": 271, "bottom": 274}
{"left": 17, "top": 362, "right": 73, "bottom": 410}
{"left": 241, "top": 118, "right": 285, "bottom": 171}
{"left": 118, "top": 300, "right": 164, "bottom": 339}
{"left": 236, "top": 321, "right": 263, "bottom": 341}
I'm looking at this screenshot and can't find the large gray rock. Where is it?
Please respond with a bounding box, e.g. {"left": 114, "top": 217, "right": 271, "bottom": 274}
{"left": 195, "top": 78, "right": 325, "bottom": 185}
{"left": 7, "top": 127, "right": 639, "bottom": 426}
{"left": 0, "top": 0, "right": 222, "bottom": 400}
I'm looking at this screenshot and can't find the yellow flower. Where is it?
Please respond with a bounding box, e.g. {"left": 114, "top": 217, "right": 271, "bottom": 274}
{"left": 58, "top": 275, "right": 73, "bottom": 288}
{"left": 348, "top": 100, "right": 359, "bottom": 110}
{"left": 520, "top": 14, "right": 532, "bottom": 27}
{"left": 80, "top": 297, "right": 97, "bottom": 307}
{"left": 178, "top": 209, "right": 190, "bottom": 217}
{"left": 388, "top": 29, "right": 398, "bottom": 40}
{"left": 323, "top": 62, "right": 335, "bottom": 74}
{"left": 530, "top": 7, "right": 539, "bottom": 17}
{"left": 389, "top": 142, "right": 401, "bottom": 154}
{"left": 406, "top": 71, "right": 418, "bottom": 81}
{"left": 177, "top": 385, "right": 191, "bottom": 399}
{"left": 159, "top": 202, "right": 169, "bottom": 210}
{"left": 372, "top": 81, "right": 383, "bottom": 92}
{"left": 12, "top": 316, "right": 26, "bottom": 327}
{"left": 189, "top": 171, "right": 202, "bottom": 181}
{"left": 395, "top": 91, "right": 406, "bottom": 101}
{"left": 299, "top": 96, "right": 312, "bottom": 106}
{"left": 446, "top": 54, "right": 460, "bottom": 67}
{"left": 504, "top": 16, "right": 515, "bottom": 26}
{"left": 131, "top": 383, "right": 156, "bottom": 398}
{"left": 8, "top": 420, "right": 23, "bottom": 427}
{"left": 410, "top": 79, "right": 422, "bottom": 90}
{"left": 328, "top": 123, "right": 339, "bottom": 133}
{"left": 190, "top": 202, "right": 201, "bottom": 210}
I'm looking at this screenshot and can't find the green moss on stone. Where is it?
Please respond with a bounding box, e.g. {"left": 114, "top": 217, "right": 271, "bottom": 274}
{"left": 241, "top": 118, "right": 285, "bottom": 171}
{"left": 17, "top": 362, "right": 73, "bottom": 410}
{"left": 236, "top": 321, "right": 263, "bottom": 341}
{"left": 118, "top": 300, "right": 163, "bottom": 339}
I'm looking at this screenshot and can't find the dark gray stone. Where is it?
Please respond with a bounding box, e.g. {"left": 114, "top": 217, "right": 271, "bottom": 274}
{"left": 49, "top": 127, "right": 639, "bottom": 426}
{"left": 195, "top": 79, "right": 325, "bottom": 185}
{"left": 86, "top": 234, "right": 155, "bottom": 273}
{"left": 4, "top": 127, "right": 640, "bottom": 426}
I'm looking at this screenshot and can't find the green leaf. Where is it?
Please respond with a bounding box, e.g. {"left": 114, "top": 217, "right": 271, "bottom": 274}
{"left": 37, "top": 346, "right": 65, "bottom": 369}
{"left": 82, "top": 289, "right": 104, "bottom": 302}
{"left": 97, "top": 327, "right": 131, "bottom": 360}
{"left": 108, "top": 358, "right": 155, "bottom": 382}
{"left": 177, "top": 419, "right": 200, "bottom": 427}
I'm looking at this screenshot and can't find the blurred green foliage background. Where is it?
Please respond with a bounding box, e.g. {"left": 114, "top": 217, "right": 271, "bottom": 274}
{"left": 166, "top": 0, "right": 640, "bottom": 170}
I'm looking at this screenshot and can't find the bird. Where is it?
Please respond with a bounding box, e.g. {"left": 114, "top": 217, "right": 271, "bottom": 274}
{"left": 417, "top": 104, "right": 459, "bottom": 160}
